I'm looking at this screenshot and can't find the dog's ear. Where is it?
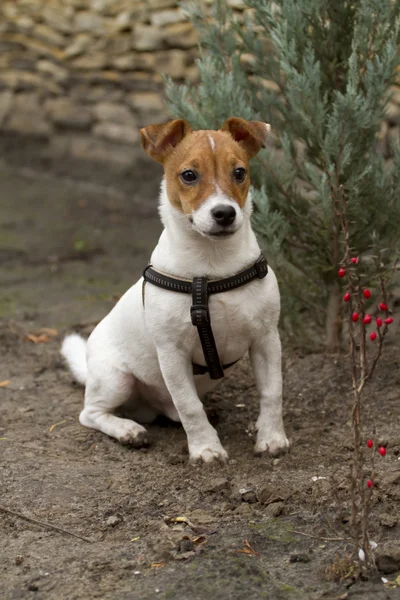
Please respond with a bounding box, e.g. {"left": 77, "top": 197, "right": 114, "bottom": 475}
{"left": 220, "top": 117, "right": 270, "bottom": 159}
{"left": 140, "top": 119, "right": 193, "bottom": 164}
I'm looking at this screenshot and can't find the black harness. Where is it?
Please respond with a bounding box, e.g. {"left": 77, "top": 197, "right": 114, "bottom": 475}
{"left": 143, "top": 254, "right": 268, "bottom": 380}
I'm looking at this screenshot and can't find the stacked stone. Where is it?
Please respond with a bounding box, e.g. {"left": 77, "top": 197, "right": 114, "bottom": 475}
{"left": 0, "top": 0, "right": 398, "bottom": 168}
{"left": 0, "top": 0, "right": 206, "bottom": 166}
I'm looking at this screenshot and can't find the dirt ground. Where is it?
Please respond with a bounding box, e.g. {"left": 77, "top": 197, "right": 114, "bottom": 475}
{"left": 1, "top": 156, "right": 399, "bottom": 600}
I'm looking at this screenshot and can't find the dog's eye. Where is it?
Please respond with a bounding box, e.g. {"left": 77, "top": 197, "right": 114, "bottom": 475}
{"left": 180, "top": 170, "right": 197, "bottom": 184}
{"left": 233, "top": 167, "right": 246, "bottom": 183}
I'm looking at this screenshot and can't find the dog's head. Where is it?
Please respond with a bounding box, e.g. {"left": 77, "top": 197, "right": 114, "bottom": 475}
{"left": 140, "top": 118, "right": 270, "bottom": 239}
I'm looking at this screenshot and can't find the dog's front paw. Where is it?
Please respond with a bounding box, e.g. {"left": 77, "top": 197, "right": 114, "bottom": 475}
{"left": 254, "top": 431, "right": 290, "bottom": 457}
{"left": 119, "top": 425, "right": 150, "bottom": 448}
{"left": 189, "top": 442, "right": 228, "bottom": 464}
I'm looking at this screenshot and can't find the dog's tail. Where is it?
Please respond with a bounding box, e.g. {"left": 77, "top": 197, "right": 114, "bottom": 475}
{"left": 61, "top": 333, "right": 88, "bottom": 386}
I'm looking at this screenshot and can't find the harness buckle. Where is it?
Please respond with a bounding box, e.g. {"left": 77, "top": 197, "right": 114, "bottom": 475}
{"left": 254, "top": 256, "right": 268, "bottom": 278}
{"left": 190, "top": 304, "right": 210, "bottom": 327}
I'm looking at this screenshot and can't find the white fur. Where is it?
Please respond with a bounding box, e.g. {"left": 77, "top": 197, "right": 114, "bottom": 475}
{"left": 61, "top": 334, "right": 87, "bottom": 385}
{"left": 62, "top": 180, "right": 289, "bottom": 462}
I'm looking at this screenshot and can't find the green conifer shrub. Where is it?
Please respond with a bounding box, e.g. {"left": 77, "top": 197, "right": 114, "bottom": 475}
{"left": 165, "top": 0, "right": 400, "bottom": 350}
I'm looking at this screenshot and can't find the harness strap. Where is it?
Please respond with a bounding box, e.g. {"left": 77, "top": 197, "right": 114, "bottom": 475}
{"left": 191, "top": 276, "right": 224, "bottom": 380}
{"left": 143, "top": 254, "right": 268, "bottom": 297}
{"left": 192, "top": 359, "right": 239, "bottom": 376}
{"left": 143, "top": 254, "right": 268, "bottom": 380}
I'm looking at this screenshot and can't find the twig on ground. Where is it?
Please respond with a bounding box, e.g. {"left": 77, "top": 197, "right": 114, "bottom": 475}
{"left": 0, "top": 505, "right": 94, "bottom": 543}
{"left": 292, "top": 530, "right": 349, "bottom": 542}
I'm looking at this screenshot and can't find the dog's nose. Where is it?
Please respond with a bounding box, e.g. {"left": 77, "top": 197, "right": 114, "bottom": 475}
{"left": 211, "top": 204, "right": 236, "bottom": 226}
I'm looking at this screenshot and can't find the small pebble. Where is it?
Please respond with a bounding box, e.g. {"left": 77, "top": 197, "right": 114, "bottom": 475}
{"left": 178, "top": 539, "right": 194, "bottom": 552}
{"left": 106, "top": 515, "right": 121, "bottom": 527}
{"left": 290, "top": 553, "right": 310, "bottom": 563}
{"left": 204, "top": 478, "right": 230, "bottom": 494}
{"left": 241, "top": 490, "right": 258, "bottom": 504}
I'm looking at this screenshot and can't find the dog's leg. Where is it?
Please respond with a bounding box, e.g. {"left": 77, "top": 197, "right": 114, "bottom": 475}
{"left": 79, "top": 366, "right": 149, "bottom": 447}
{"left": 158, "top": 349, "right": 228, "bottom": 463}
{"left": 250, "top": 329, "right": 289, "bottom": 456}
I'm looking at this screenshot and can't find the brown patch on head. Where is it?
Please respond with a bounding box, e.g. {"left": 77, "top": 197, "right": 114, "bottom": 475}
{"left": 162, "top": 130, "right": 252, "bottom": 214}
{"left": 140, "top": 118, "right": 270, "bottom": 214}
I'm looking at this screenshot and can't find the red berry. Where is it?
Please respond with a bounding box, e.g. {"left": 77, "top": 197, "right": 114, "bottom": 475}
{"left": 351, "top": 312, "right": 359, "bottom": 322}
{"left": 370, "top": 332, "right": 377, "bottom": 341}
{"left": 376, "top": 317, "right": 383, "bottom": 327}
{"left": 363, "top": 289, "right": 371, "bottom": 299}
{"left": 363, "top": 314, "right": 372, "bottom": 324}
{"left": 367, "top": 440, "right": 373, "bottom": 448}
{"left": 367, "top": 479, "right": 373, "bottom": 488}
{"left": 379, "top": 303, "right": 388, "bottom": 311}
{"left": 384, "top": 317, "right": 393, "bottom": 325}
{"left": 343, "top": 292, "right": 351, "bottom": 302}
{"left": 338, "top": 268, "right": 346, "bottom": 278}
{"left": 351, "top": 257, "right": 359, "bottom": 264}
{"left": 379, "top": 447, "right": 387, "bottom": 457}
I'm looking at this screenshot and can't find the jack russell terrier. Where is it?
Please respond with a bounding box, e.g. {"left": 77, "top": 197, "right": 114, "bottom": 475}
{"left": 61, "top": 117, "right": 289, "bottom": 463}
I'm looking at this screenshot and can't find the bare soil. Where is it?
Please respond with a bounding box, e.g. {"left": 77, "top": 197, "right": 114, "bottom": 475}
{"left": 1, "top": 159, "right": 399, "bottom": 600}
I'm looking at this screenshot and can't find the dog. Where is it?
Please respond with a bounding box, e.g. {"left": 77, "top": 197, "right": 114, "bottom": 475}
{"left": 61, "top": 117, "right": 289, "bottom": 463}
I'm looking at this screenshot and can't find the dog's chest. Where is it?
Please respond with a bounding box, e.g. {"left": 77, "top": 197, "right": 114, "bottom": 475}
{"left": 145, "top": 276, "right": 268, "bottom": 364}
{"left": 196, "top": 288, "right": 261, "bottom": 361}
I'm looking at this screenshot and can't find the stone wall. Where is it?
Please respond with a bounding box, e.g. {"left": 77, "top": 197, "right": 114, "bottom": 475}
{"left": 0, "top": 0, "right": 399, "bottom": 170}
{"left": 0, "top": 0, "right": 200, "bottom": 167}
{"left": 0, "top": 0, "right": 249, "bottom": 168}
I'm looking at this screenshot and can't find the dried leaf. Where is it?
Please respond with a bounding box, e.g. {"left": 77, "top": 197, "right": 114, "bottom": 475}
{"left": 38, "top": 327, "right": 58, "bottom": 337}
{"left": 235, "top": 540, "right": 259, "bottom": 556}
{"left": 164, "top": 516, "right": 194, "bottom": 528}
{"left": 26, "top": 333, "right": 50, "bottom": 344}
{"left": 172, "top": 516, "right": 192, "bottom": 524}
{"left": 383, "top": 575, "right": 400, "bottom": 588}
{"left": 49, "top": 420, "right": 68, "bottom": 433}
{"left": 0, "top": 380, "right": 11, "bottom": 388}
{"left": 191, "top": 536, "right": 206, "bottom": 545}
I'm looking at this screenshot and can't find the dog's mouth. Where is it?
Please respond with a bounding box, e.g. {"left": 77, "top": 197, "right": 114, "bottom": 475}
{"left": 193, "top": 227, "right": 237, "bottom": 239}
{"left": 189, "top": 218, "right": 239, "bottom": 239}
{"left": 208, "top": 230, "right": 236, "bottom": 238}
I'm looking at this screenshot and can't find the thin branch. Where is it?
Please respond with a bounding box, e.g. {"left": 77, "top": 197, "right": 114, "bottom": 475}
{"left": 0, "top": 505, "right": 94, "bottom": 544}
{"left": 358, "top": 326, "right": 387, "bottom": 393}
{"left": 293, "top": 530, "right": 349, "bottom": 542}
